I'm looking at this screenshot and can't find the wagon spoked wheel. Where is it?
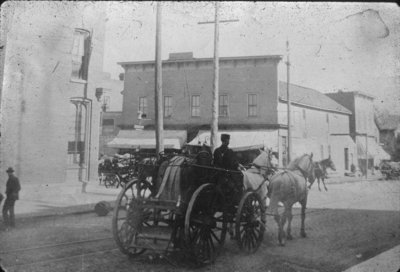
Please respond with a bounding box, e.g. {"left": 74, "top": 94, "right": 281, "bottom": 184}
{"left": 112, "top": 179, "right": 147, "bottom": 257}
{"left": 235, "top": 191, "right": 265, "bottom": 253}
{"left": 185, "top": 183, "right": 227, "bottom": 266}
{"left": 135, "top": 178, "right": 154, "bottom": 198}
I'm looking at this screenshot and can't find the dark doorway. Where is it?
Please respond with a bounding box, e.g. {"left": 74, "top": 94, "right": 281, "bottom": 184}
{"left": 344, "top": 148, "right": 349, "bottom": 171}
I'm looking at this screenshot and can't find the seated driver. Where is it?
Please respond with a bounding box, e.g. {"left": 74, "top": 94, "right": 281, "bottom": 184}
{"left": 213, "top": 134, "right": 245, "bottom": 171}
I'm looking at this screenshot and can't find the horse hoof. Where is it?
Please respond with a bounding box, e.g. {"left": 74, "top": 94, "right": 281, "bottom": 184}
{"left": 301, "top": 232, "right": 307, "bottom": 238}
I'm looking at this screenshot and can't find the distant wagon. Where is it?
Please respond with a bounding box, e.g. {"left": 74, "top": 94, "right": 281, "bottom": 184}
{"left": 380, "top": 161, "right": 400, "bottom": 180}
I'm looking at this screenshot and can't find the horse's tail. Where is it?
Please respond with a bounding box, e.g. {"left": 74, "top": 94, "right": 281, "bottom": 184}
{"left": 266, "top": 172, "right": 285, "bottom": 215}
{"left": 267, "top": 186, "right": 279, "bottom": 216}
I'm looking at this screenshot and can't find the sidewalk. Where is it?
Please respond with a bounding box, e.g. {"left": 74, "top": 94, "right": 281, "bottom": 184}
{"left": 12, "top": 181, "right": 121, "bottom": 219}
{"left": 326, "top": 171, "right": 386, "bottom": 184}
{"left": 342, "top": 244, "right": 400, "bottom": 272}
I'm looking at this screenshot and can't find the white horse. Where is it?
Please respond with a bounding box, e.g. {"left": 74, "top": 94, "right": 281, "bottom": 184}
{"left": 242, "top": 149, "right": 275, "bottom": 205}
{"left": 268, "top": 154, "right": 315, "bottom": 246}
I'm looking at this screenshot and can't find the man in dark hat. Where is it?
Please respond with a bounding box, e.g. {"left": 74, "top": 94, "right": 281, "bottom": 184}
{"left": 213, "top": 134, "right": 240, "bottom": 170}
{"left": 2, "top": 167, "right": 21, "bottom": 229}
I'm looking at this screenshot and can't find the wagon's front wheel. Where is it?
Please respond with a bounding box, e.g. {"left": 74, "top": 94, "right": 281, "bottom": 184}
{"left": 235, "top": 192, "right": 265, "bottom": 253}
{"left": 112, "top": 179, "right": 146, "bottom": 257}
{"left": 184, "top": 183, "right": 227, "bottom": 266}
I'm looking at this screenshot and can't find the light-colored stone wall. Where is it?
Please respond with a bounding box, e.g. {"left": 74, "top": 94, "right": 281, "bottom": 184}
{"left": 0, "top": 2, "right": 106, "bottom": 184}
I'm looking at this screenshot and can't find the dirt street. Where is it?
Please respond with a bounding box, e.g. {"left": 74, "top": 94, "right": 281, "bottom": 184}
{"left": 0, "top": 180, "right": 399, "bottom": 272}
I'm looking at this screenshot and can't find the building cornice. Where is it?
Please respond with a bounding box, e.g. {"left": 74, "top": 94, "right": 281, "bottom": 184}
{"left": 118, "top": 55, "right": 283, "bottom": 69}
{"left": 119, "top": 123, "right": 285, "bottom": 130}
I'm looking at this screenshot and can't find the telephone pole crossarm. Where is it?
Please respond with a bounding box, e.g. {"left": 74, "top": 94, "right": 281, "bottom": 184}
{"left": 198, "top": 19, "right": 239, "bottom": 24}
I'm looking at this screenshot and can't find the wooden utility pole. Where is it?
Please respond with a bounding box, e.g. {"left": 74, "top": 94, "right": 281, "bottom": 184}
{"left": 210, "top": 2, "right": 219, "bottom": 153}
{"left": 198, "top": 2, "right": 238, "bottom": 152}
{"left": 286, "top": 39, "right": 292, "bottom": 163}
{"left": 365, "top": 134, "right": 368, "bottom": 178}
{"left": 155, "top": 2, "right": 164, "bottom": 157}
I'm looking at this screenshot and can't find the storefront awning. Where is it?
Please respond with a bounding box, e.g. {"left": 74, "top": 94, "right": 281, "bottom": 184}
{"left": 187, "top": 130, "right": 278, "bottom": 152}
{"left": 357, "top": 137, "right": 390, "bottom": 161}
{"left": 107, "top": 130, "right": 187, "bottom": 149}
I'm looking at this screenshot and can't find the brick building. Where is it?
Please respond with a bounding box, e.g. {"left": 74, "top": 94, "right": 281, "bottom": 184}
{"left": 112, "top": 52, "right": 356, "bottom": 174}
{"left": 1, "top": 2, "right": 106, "bottom": 184}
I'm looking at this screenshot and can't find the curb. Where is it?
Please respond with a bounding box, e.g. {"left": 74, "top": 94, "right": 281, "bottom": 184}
{"left": 16, "top": 200, "right": 116, "bottom": 223}
{"left": 342, "top": 245, "right": 400, "bottom": 272}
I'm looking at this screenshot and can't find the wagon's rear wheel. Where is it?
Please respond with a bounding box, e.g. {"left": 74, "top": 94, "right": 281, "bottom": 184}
{"left": 235, "top": 191, "right": 265, "bottom": 253}
{"left": 112, "top": 179, "right": 149, "bottom": 257}
{"left": 185, "top": 183, "right": 227, "bottom": 266}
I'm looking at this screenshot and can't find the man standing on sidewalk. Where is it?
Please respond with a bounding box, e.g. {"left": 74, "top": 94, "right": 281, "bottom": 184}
{"left": 2, "top": 167, "right": 21, "bottom": 229}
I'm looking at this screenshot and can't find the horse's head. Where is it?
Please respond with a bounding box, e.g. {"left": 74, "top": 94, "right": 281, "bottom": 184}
{"left": 252, "top": 149, "right": 273, "bottom": 169}
{"left": 325, "top": 155, "right": 336, "bottom": 171}
{"left": 288, "top": 154, "right": 315, "bottom": 180}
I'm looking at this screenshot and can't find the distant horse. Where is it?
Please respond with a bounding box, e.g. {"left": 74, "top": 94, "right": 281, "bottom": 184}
{"left": 268, "top": 154, "right": 315, "bottom": 246}
{"left": 308, "top": 156, "right": 336, "bottom": 191}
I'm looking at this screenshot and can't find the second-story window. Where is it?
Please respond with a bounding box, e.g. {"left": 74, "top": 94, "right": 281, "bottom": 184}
{"left": 71, "top": 29, "right": 90, "bottom": 80}
{"left": 102, "top": 119, "right": 114, "bottom": 126}
{"left": 102, "top": 96, "right": 110, "bottom": 112}
{"left": 219, "top": 95, "right": 228, "bottom": 117}
{"left": 191, "top": 95, "right": 200, "bottom": 117}
{"left": 139, "top": 97, "right": 148, "bottom": 117}
{"left": 248, "top": 94, "right": 257, "bottom": 117}
{"left": 164, "top": 96, "right": 172, "bottom": 118}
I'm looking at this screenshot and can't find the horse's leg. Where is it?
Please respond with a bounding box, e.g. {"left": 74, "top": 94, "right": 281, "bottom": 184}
{"left": 317, "top": 176, "right": 321, "bottom": 191}
{"left": 308, "top": 177, "right": 314, "bottom": 189}
{"left": 279, "top": 206, "right": 288, "bottom": 246}
{"left": 229, "top": 222, "right": 234, "bottom": 239}
{"left": 322, "top": 176, "right": 328, "bottom": 191}
{"left": 286, "top": 204, "right": 293, "bottom": 240}
{"left": 269, "top": 194, "right": 285, "bottom": 246}
{"left": 300, "top": 198, "right": 307, "bottom": 238}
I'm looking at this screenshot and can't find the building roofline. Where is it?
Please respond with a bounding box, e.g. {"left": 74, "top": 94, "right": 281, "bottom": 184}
{"left": 118, "top": 55, "right": 283, "bottom": 67}
{"left": 326, "top": 90, "right": 375, "bottom": 100}
{"left": 279, "top": 81, "right": 353, "bottom": 115}
{"left": 279, "top": 98, "right": 352, "bottom": 115}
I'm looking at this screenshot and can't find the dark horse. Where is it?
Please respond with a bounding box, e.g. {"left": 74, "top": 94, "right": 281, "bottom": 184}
{"left": 308, "top": 156, "right": 336, "bottom": 191}
{"left": 268, "top": 154, "right": 315, "bottom": 246}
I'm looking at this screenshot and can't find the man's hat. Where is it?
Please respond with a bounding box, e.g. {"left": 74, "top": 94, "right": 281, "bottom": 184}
{"left": 221, "top": 134, "right": 230, "bottom": 141}
{"left": 6, "top": 167, "right": 14, "bottom": 173}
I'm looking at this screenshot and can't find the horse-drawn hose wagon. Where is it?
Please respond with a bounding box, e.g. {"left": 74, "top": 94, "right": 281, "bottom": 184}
{"left": 111, "top": 150, "right": 272, "bottom": 265}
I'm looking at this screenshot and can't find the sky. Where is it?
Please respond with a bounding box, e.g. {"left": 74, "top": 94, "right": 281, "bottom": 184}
{"left": 103, "top": 2, "right": 400, "bottom": 115}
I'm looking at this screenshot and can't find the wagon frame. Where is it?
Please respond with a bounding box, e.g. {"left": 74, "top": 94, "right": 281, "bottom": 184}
{"left": 112, "top": 154, "right": 267, "bottom": 265}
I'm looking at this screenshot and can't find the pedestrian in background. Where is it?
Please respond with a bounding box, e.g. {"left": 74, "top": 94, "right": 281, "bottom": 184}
{"left": 2, "top": 167, "right": 21, "bottom": 229}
